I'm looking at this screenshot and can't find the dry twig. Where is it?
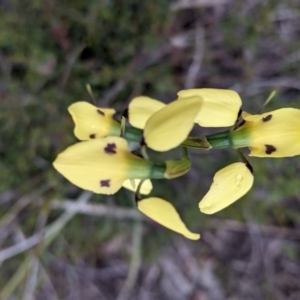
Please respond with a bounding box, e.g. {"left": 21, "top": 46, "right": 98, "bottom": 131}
{"left": 50, "top": 200, "right": 142, "bottom": 220}
{"left": 0, "top": 191, "right": 92, "bottom": 264}
{"left": 116, "top": 220, "right": 143, "bottom": 300}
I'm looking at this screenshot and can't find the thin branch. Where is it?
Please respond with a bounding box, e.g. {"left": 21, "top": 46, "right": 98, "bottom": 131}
{"left": 50, "top": 200, "right": 300, "bottom": 240}
{"left": 207, "top": 218, "right": 300, "bottom": 240}
{"left": 0, "top": 183, "right": 52, "bottom": 229}
{"left": 171, "top": 0, "right": 230, "bottom": 10}
{"left": 184, "top": 24, "right": 205, "bottom": 89}
{"left": 22, "top": 257, "right": 39, "bottom": 300}
{"left": 116, "top": 220, "right": 143, "bottom": 300}
{"left": 51, "top": 200, "right": 142, "bottom": 220}
{"left": 0, "top": 191, "right": 92, "bottom": 263}
{"left": 0, "top": 258, "right": 31, "bottom": 298}
{"left": 58, "top": 44, "right": 85, "bottom": 91}
{"left": 38, "top": 262, "right": 60, "bottom": 300}
{"left": 174, "top": 238, "right": 225, "bottom": 300}
{"left": 21, "top": 204, "right": 50, "bottom": 300}
{"left": 98, "top": 43, "right": 171, "bottom": 105}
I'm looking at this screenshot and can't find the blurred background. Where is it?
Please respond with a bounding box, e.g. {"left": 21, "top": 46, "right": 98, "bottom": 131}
{"left": 1, "top": 0, "right": 300, "bottom": 299}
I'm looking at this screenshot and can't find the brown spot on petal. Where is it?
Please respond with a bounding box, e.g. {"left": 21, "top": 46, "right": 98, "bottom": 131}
{"left": 262, "top": 114, "right": 272, "bottom": 122}
{"left": 89, "top": 134, "right": 96, "bottom": 139}
{"left": 265, "top": 144, "right": 276, "bottom": 155}
{"left": 100, "top": 179, "right": 110, "bottom": 187}
{"left": 97, "top": 109, "right": 105, "bottom": 116}
{"left": 104, "top": 143, "right": 117, "bottom": 154}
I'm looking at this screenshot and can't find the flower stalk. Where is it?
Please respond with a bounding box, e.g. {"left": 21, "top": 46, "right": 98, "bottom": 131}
{"left": 204, "top": 130, "right": 234, "bottom": 149}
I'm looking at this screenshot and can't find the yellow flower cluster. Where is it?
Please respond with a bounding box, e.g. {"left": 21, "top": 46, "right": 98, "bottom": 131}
{"left": 53, "top": 88, "right": 300, "bottom": 240}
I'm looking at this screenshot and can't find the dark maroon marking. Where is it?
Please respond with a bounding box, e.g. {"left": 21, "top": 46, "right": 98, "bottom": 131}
{"left": 262, "top": 114, "right": 272, "bottom": 122}
{"left": 100, "top": 179, "right": 110, "bottom": 187}
{"left": 265, "top": 144, "right": 276, "bottom": 155}
{"left": 246, "top": 162, "right": 254, "bottom": 174}
{"left": 131, "top": 150, "right": 143, "bottom": 158}
{"left": 89, "top": 134, "right": 96, "bottom": 139}
{"left": 122, "top": 108, "right": 129, "bottom": 119}
{"left": 140, "top": 136, "right": 146, "bottom": 147}
{"left": 104, "top": 143, "right": 117, "bottom": 154}
{"left": 236, "top": 120, "right": 246, "bottom": 129}
{"left": 237, "top": 108, "right": 242, "bottom": 119}
{"left": 97, "top": 109, "right": 105, "bottom": 116}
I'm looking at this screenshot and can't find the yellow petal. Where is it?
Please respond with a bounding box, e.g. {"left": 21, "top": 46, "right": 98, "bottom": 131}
{"left": 178, "top": 88, "right": 242, "bottom": 127}
{"left": 144, "top": 97, "right": 202, "bottom": 151}
{"left": 53, "top": 137, "right": 152, "bottom": 195}
{"left": 199, "top": 162, "right": 254, "bottom": 214}
{"left": 241, "top": 111, "right": 257, "bottom": 121}
{"left": 68, "top": 101, "right": 120, "bottom": 140}
{"left": 138, "top": 197, "right": 200, "bottom": 240}
{"left": 128, "top": 96, "right": 166, "bottom": 129}
{"left": 234, "top": 108, "right": 300, "bottom": 157}
{"left": 122, "top": 179, "right": 153, "bottom": 195}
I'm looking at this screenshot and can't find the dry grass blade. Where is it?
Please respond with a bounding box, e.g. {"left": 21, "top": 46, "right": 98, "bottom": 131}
{"left": 22, "top": 257, "right": 39, "bottom": 300}
{"left": 0, "top": 183, "right": 52, "bottom": 229}
{"left": 184, "top": 24, "right": 205, "bottom": 89}
{"left": 116, "top": 220, "right": 143, "bottom": 300}
{"left": 51, "top": 200, "right": 142, "bottom": 220}
{"left": 0, "top": 258, "right": 31, "bottom": 298}
{"left": 171, "top": 0, "right": 230, "bottom": 10}
{"left": 0, "top": 191, "right": 92, "bottom": 264}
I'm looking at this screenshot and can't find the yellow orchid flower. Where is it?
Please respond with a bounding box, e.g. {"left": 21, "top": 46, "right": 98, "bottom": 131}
{"left": 177, "top": 88, "right": 242, "bottom": 127}
{"left": 128, "top": 88, "right": 242, "bottom": 131}
{"left": 231, "top": 108, "right": 300, "bottom": 157}
{"left": 143, "top": 96, "right": 202, "bottom": 151}
{"left": 68, "top": 101, "right": 121, "bottom": 140}
{"left": 199, "top": 162, "right": 254, "bottom": 214}
{"left": 53, "top": 137, "right": 165, "bottom": 195}
{"left": 137, "top": 197, "right": 200, "bottom": 240}
{"left": 128, "top": 96, "right": 166, "bottom": 129}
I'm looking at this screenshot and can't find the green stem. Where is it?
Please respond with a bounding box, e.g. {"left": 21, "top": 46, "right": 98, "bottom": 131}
{"left": 124, "top": 126, "right": 143, "bottom": 142}
{"left": 123, "top": 125, "right": 234, "bottom": 151}
{"left": 181, "top": 136, "right": 212, "bottom": 149}
{"left": 205, "top": 130, "right": 233, "bottom": 149}
{"left": 150, "top": 162, "right": 167, "bottom": 179}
